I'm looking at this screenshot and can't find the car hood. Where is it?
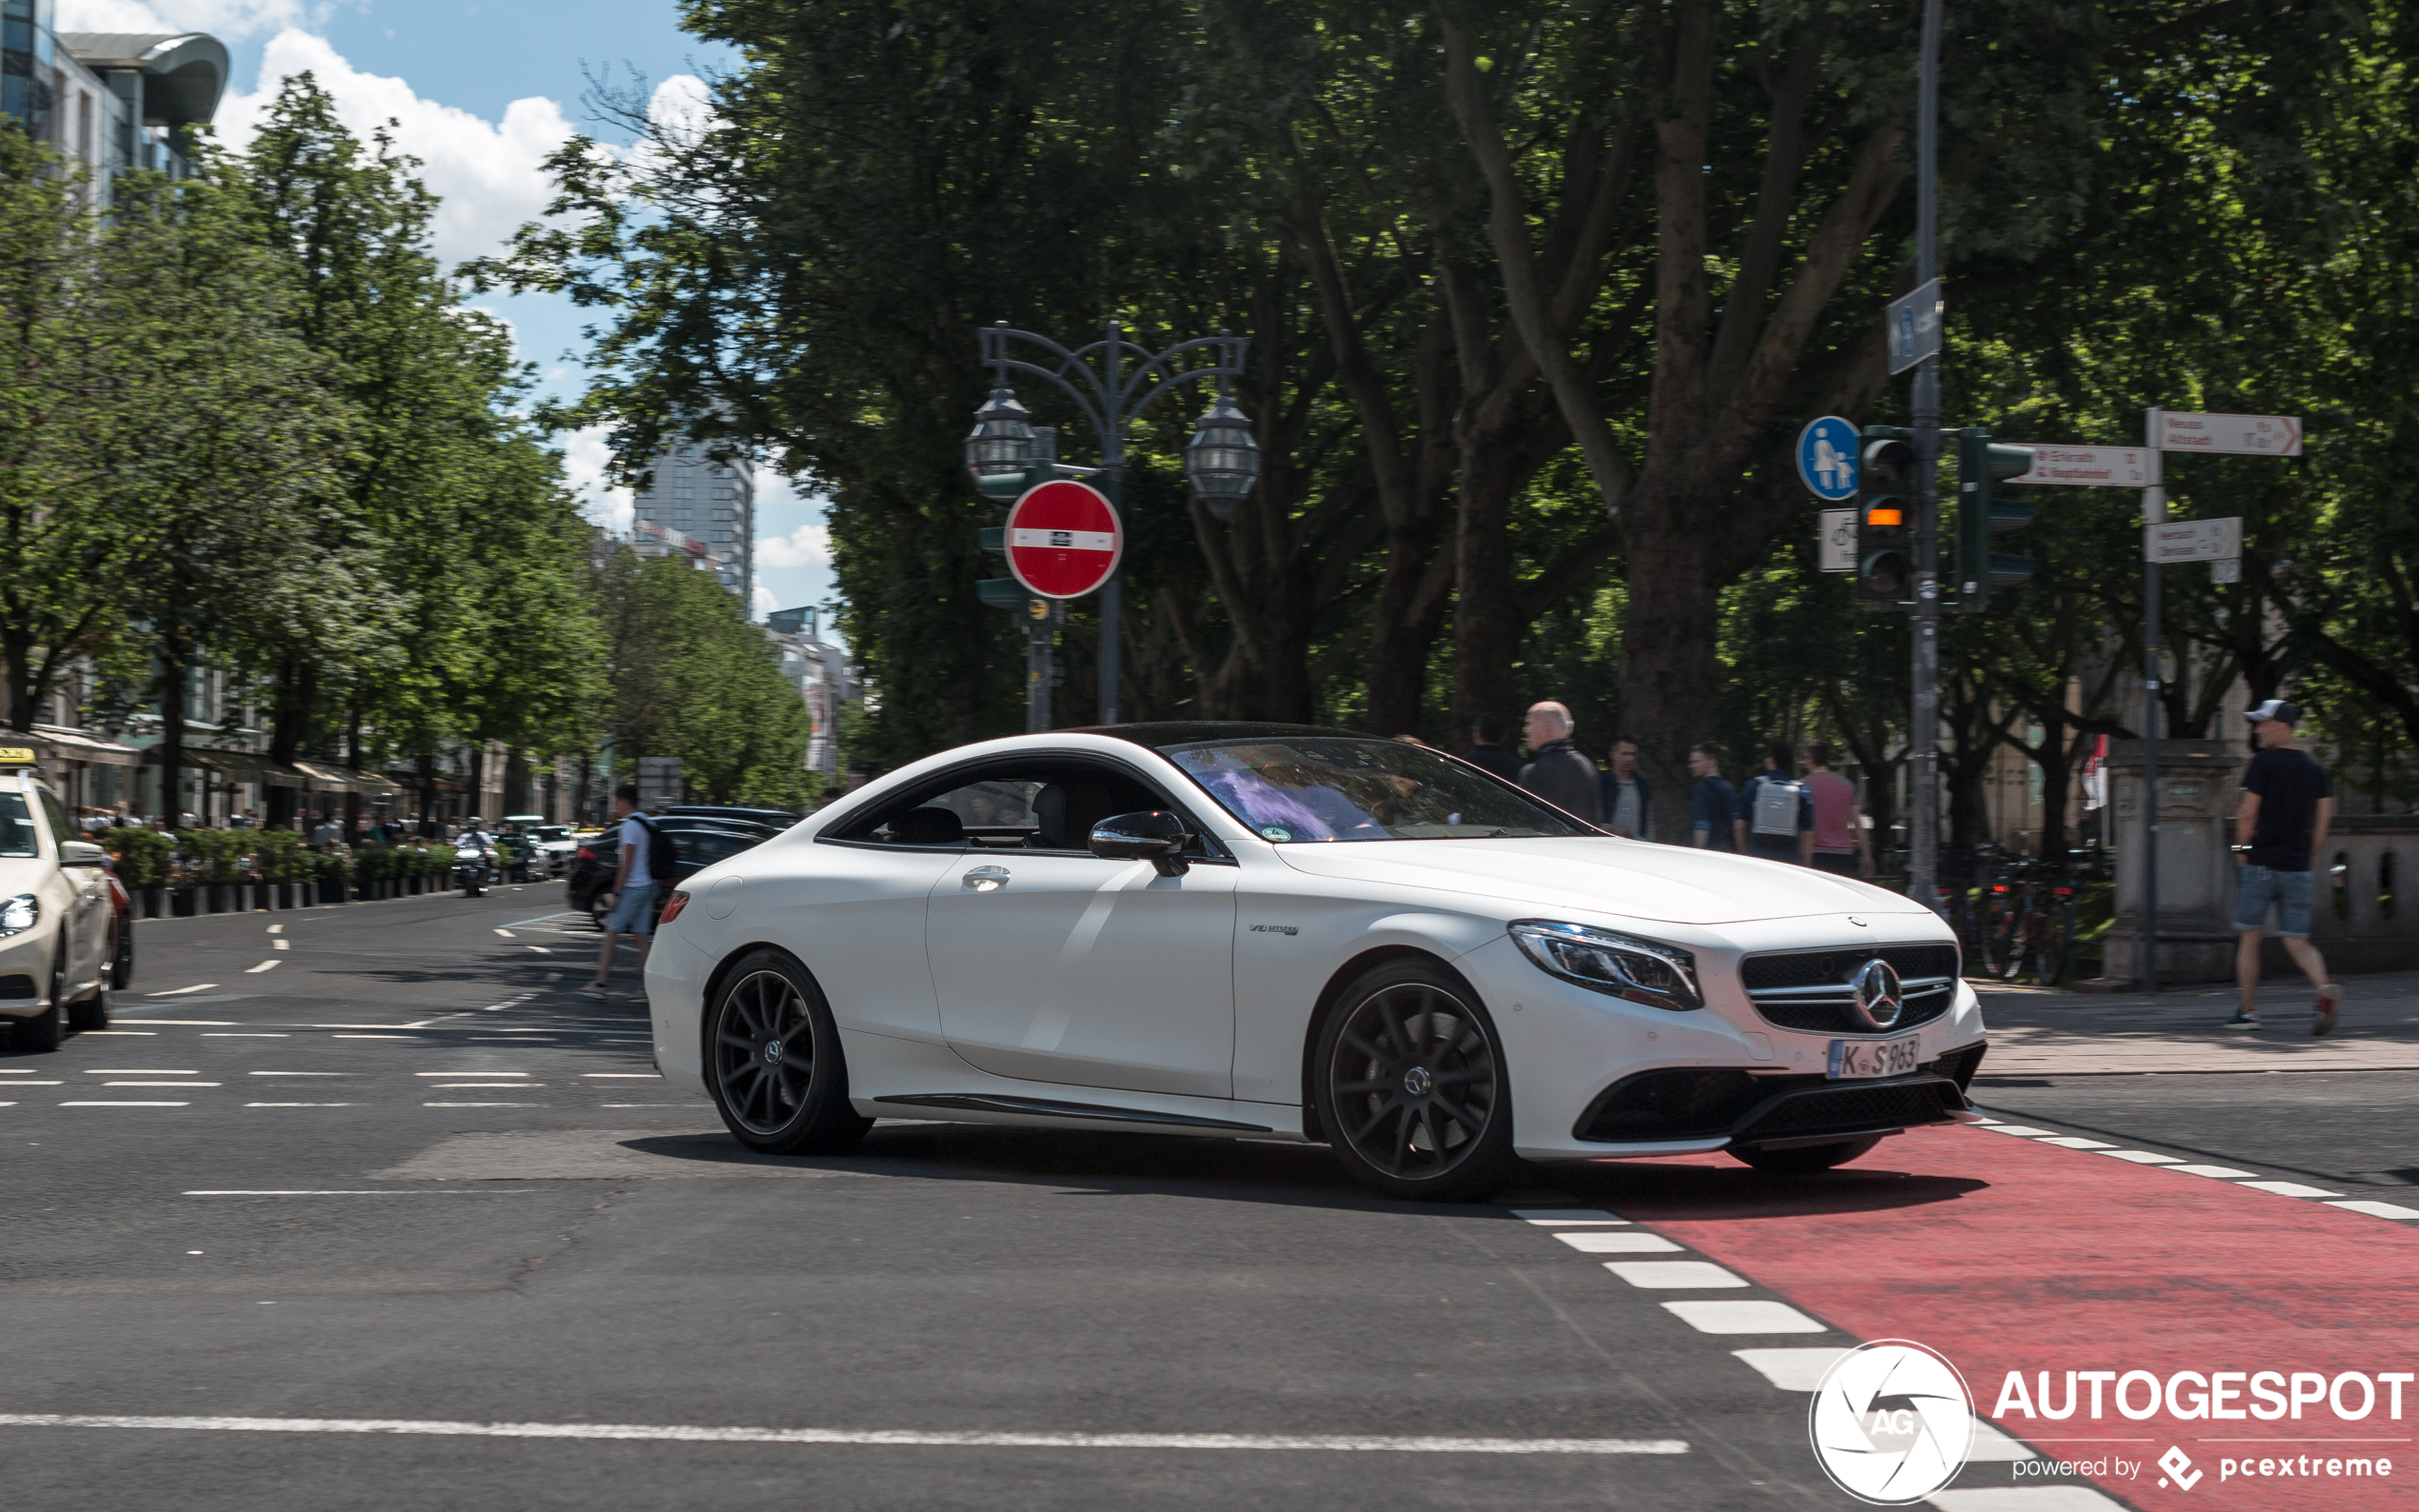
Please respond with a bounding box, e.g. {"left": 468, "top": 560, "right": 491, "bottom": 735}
{"left": 1271, "top": 836, "right": 1923, "bottom": 925}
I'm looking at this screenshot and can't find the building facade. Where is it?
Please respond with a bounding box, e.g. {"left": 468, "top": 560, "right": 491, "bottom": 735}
{"left": 630, "top": 443, "right": 755, "bottom": 599}
{"left": 766, "top": 607, "right": 853, "bottom": 779}
{"left": 3, "top": 9, "right": 227, "bottom": 189}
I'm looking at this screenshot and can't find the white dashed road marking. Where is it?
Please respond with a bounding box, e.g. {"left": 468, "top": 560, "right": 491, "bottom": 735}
{"left": 273, "top": 941, "right": 290, "bottom": 950}
{"left": 1729, "top": 1347, "right": 1851, "bottom": 1390}
{"left": 1658, "top": 1301, "right": 1829, "bottom": 1335}
{"left": 1550, "top": 1231, "right": 1683, "bottom": 1254}
{"left": 145, "top": 985, "right": 219, "bottom": 997}
{"left": 2328, "top": 1199, "right": 2419, "bottom": 1220}
{"left": 1603, "top": 1261, "right": 1749, "bottom": 1289}
{"left": 2235, "top": 1180, "right": 2343, "bottom": 1198}
{"left": 2166, "top": 1164, "right": 2259, "bottom": 1180}
{"left": 60, "top": 1102, "right": 188, "bottom": 1107}
{"left": 0, "top": 1413, "right": 1690, "bottom": 1455}
{"left": 245, "top": 961, "right": 279, "bottom": 973}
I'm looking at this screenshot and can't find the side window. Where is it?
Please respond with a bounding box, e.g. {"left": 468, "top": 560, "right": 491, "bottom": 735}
{"left": 845, "top": 761, "right": 1202, "bottom": 853}
{"left": 38, "top": 787, "right": 73, "bottom": 847}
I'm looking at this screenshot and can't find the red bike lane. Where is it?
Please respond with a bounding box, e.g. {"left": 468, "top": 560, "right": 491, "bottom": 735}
{"left": 1593, "top": 1124, "right": 2419, "bottom": 1510}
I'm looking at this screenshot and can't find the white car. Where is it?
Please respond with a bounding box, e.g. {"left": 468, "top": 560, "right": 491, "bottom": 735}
{"left": 0, "top": 751, "right": 119, "bottom": 1052}
{"left": 645, "top": 725, "right": 1987, "bottom": 1201}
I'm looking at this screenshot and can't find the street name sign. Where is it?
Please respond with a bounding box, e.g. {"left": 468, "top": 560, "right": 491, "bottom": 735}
{"left": 1006, "top": 479, "right": 1124, "bottom": 600}
{"left": 1818, "top": 507, "right": 1856, "bottom": 572}
{"left": 2144, "top": 517, "right": 2241, "bottom": 563}
{"left": 1796, "top": 416, "right": 1861, "bottom": 501}
{"left": 2009, "top": 445, "right": 2152, "bottom": 487}
{"left": 2156, "top": 410, "right": 2301, "bottom": 457}
{"left": 1885, "top": 279, "right": 1942, "bottom": 374}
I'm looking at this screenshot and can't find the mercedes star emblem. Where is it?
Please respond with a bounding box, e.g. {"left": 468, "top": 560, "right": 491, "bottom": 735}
{"left": 1849, "top": 958, "right": 1905, "bottom": 1030}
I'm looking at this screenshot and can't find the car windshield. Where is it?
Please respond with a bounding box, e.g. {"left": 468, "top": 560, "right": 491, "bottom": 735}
{"left": 1159, "top": 737, "right": 1595, "bottom": 843}
{"left": 0, "top": 792, "right": 35, "bottom": 857}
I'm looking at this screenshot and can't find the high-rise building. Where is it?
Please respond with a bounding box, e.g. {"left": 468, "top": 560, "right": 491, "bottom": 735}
{"left": 2, "top": 8, "right": 228, "bottom": 193}
{"left": 630, "top": 442, "right": 754, "bottom": 599}
{"left": 766, "top": 607, "right": 854, "bottom": 778}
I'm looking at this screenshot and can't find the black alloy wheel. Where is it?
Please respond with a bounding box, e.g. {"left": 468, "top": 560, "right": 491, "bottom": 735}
{"left": 706, "top": 949, "right": 871, "bottom": 1156}
{"left": 1314, "top": 960, "right": 1518, "bottom": 1202}
{"left": 1729, "top": 1135, "right": 1884, "bottom": 1174}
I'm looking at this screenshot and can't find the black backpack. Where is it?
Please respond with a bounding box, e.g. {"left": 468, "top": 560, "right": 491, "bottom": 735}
{"left": 630, "top": 814, "right": 680, "bottom": 886}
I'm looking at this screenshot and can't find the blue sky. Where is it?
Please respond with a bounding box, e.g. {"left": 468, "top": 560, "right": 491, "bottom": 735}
{"left": 61, "top": 0, "right": 836, "bottom": 627}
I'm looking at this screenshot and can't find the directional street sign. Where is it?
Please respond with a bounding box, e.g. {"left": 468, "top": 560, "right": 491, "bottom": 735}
{"left": 1885, "top": 279, "right": 1942, "bottom": 374}
{"left": 2144, "top": 516, "right": 2241, "bottom": 564}
{"left": 1005, "top": 479, "right": 1123, "bottom": 600}
{"left": 2008, "top": 445, "right": 2152, "bottom": 487}
{"left": 1818, "top": 507, "right": 1856, "bottom": 572}
{"left": 2155, "top": 410, "right": 2301, "bottom": 457}
{"left": 1795, "top": 416, "right": 1861, "bottom": 501}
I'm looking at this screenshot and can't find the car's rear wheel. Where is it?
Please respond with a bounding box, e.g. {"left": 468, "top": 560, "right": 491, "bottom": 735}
{"left": 18, "top": 948, "right": 67, "bottom": 1052}
{"left": 706, "top": 950, "right": 871, "bottom": 1156}
{"left": 1314, "top": 960, "right": 1519, "bottom": 1202}
{"left": 1728, "top": 1136, "right": 1884, "bottom": 1174}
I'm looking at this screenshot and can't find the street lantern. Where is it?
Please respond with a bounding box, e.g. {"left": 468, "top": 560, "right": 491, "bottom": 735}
{"left": 964, "top": 388, "right": 1035, "bottom": 499}
{"left": 1184, "top": 391, "right": 1260, "bottom": 521}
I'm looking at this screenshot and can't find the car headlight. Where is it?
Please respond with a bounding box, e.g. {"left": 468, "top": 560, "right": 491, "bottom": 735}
{"left": 0, "top": 893, "right": 37, "bottom": 938}
{"left": 1508, "top": 920, "right": 1702, "bottom": 1012}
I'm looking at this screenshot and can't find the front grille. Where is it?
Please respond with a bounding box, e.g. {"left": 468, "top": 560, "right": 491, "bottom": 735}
{"left": 1930, "top": 1042, "right": 1987, "bottom": 1089}
{"left": 1573, "top": 1067, "right": 1779, "bottom": 1142}
{"left": 1734, "top": 1080, "right": 1964, "bottom": 1143}
{"left": 1740, "top": 942, "right": 1959, "bottom": 1035}
{"left": 0, "top": 973, "right": 32, "bottom": 999}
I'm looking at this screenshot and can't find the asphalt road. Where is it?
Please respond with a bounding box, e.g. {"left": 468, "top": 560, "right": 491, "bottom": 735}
{"left": 3, "top": 890, "right": 2412, "bottom": 1512}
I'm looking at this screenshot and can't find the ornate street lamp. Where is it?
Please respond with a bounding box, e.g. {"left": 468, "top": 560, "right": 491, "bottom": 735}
{"left": 1183, "top": 391, "right": 1261, "bottom": 522}
{"left": 963, "top": 388, "right": 1035, "bottom": 499}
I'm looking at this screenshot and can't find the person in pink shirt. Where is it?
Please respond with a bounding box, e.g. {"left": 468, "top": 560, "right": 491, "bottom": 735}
{"left": 1798, "top": 743, "right": 1873, "bottom": 878}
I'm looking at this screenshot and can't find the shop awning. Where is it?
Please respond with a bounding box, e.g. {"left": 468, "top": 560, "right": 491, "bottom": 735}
{"left": 30, "top": 726, "right": 141, "bottom": 767}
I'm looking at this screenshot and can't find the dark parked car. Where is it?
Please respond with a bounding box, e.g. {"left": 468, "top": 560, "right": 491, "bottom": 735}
{"left": 566, "top": 819, "right": 770, "bottom": 929}
{"left": 662, "top": 805, "right": 799, "bottom": 832}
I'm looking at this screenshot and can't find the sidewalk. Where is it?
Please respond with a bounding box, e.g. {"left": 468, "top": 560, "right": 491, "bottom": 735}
{"left": 1970, "top": 967, "right": 2419, "bottom": 1077}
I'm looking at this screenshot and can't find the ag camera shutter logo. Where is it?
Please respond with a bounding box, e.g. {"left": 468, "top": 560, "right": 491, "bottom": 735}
{"left": 1810, "top": 1341, "right": 1976, "bottom": 1503}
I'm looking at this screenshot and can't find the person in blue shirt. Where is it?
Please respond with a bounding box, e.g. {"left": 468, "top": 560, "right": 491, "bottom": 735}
{"left": 1687, "top": 744, "right": 1739, "bottom": 852}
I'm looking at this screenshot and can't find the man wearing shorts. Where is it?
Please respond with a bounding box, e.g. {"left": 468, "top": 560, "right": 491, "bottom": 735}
{"left": 2228, "top": 700, "right": 2342, "bottom": 1033}
{"left": 581, "top": 785, "right": 659, "bottom": 1001}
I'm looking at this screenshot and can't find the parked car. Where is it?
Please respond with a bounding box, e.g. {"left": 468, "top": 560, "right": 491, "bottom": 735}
{"left": 663, "top": 805, "right": 800, "bottom": 832}
{"left": 567, "top": 819, "right": 770, "bottom": 929}
{"left": 0, "top": 748, "right": 120, "bottom": 1049}
{"left": 500, "top": 817, "right": 577, "bottom": 879}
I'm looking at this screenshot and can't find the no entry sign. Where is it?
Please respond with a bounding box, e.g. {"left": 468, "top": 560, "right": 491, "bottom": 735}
{"left": 1005, "top": 480, "right": 1123, "bottom": 599}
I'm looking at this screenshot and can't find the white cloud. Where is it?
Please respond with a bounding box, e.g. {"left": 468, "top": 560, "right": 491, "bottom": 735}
{"left": 55, "top": 0, "right": 327, "bottom": 41}
{"left": 751, "top": 585, "right": 779, "bottom": 621}
{"left": 561, "top": 426, "right": 632, "bottom": 532}
{"left": 756, "top": 522, "right": 832, "bottom": 571}
{"left": 213, "top": 30, "right": 580, "bottom": 269}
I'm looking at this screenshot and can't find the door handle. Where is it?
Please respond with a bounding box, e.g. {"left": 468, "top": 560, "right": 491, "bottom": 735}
{"left": 961, "top": 865, "right": 1011, "bottom": 891}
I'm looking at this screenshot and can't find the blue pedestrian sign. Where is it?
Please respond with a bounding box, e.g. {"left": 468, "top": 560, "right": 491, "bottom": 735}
{"left": 1796, "top": 416, "right": 1860, "bottom": 501}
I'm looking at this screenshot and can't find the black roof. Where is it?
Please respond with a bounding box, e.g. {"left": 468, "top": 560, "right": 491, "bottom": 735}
{"left": 1067, "top": 722, "right": 1371, "bottom": 748}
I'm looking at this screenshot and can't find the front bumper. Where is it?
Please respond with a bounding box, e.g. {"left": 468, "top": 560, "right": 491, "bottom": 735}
{"left": 0, "top": 919, "right": 57, "bottom": 1019}
{"left": 1569, "top": 1044, "right": 1986, "bottom": 1150}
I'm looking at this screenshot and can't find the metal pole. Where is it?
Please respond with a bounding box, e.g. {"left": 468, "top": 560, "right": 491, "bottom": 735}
{"left": 1907, "top": 0, "right": 1944, "bottom": 914}
{"left": 1097, "top": 319, "right": 1124, "bottom": 726}
{"left": 2141, "top": 406, "right": 2164, "bottom": 993}
{"left": 1026, "top": 599, "right": 1053, "bottom": 733}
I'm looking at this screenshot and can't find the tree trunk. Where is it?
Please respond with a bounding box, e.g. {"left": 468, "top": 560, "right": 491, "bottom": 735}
{"left": 466, "top": 741, "right": 486, "bottom": 820}
{"left": 1450, "top": 441, "right": 1525, "bottom": 732}
{"left": 157, "top": 639, "right": 189, "bottom": 826}
{"left": 265, "top": 654, "right": 315, "bottom": 828}
{"left": 1618, "top": 519, "right": 1723, "bottom": 839}
{"left": 416, "top": 748, "right": 437, "bottom": 826}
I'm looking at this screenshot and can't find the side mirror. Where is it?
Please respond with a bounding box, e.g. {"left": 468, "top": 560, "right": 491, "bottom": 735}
{"left": 60, "top": 840, "right": 108, "bottom": 867}
{"left": 1089, "top": 810, "right": 1192, "bottom": 878}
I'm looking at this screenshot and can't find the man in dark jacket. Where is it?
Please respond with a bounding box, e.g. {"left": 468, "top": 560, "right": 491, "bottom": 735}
{"left": 1598, "top": 737, "right": 1652, "bottom": 840}
{"left": 1458, "top": 711, "right": 1524, "bottom": 782}
{"left": 1518, "top": 702, "right": 1602, "bottom": 822}
{"left": 1687, "top": 745, "right": 1739, "bottom": 851}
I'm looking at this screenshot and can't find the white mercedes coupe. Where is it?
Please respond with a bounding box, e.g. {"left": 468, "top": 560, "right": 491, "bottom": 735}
{"left": 645, "top": 725, "right": 1988, "bottom": 1201}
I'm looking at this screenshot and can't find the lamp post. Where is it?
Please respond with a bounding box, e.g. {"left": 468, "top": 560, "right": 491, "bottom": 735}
{"left": 966, "top": 320, "right": 1254, "bottom": 725}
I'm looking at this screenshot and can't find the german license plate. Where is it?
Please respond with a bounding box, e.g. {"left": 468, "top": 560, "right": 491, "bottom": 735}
{"left": 1828, "top": 1035, "right": 1921, "bottom": 1080}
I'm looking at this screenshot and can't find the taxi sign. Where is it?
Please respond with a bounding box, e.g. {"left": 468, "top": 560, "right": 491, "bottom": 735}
{"left": 0, "top": 746, "right": 36, "bottom": 766}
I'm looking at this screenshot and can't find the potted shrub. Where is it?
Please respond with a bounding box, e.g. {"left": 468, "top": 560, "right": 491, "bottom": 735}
{"left": 317, "top": 848, "right": 350, "bottom": 905}
{"left": 102, "top": 828, "right": 174, "bottom": 918}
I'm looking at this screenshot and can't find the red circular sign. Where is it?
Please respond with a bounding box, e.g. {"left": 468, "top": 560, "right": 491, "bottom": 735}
{"left": 1005, "top": 480, "right": 1123, "bottom": 599}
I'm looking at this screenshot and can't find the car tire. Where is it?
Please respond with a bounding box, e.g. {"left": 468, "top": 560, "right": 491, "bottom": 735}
{"left": 1313, "top": 958, "right": 1520, "bottom": 1203}
{"left": 20, "top": 949, "right": 67, "bottom": 1052}
{"left": 588, "top": 895, "right": 610, "bottom": 930}
{"left": 705, "top": 949, "right": 872, "bottom": 1156}
{"left": 1728, "top": 1136, "right": 1885, "bottom": 1174}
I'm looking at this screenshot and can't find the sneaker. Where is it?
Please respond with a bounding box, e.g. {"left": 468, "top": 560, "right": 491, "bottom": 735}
{"left": 2312, "top": 984, "right": 2342, "bottom": 1037}
{"left": 2223, "top": 1012, "right": 2261, "bottom": 1030}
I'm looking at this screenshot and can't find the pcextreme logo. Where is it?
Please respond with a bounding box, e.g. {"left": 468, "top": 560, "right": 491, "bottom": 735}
{"left": 1810, "top": 1341, "right": 1975, "bottom": 1504}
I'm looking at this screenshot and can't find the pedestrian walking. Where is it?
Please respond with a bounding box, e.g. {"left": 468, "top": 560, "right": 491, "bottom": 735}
{"left": 1517, "top": 702, "right": 1602, "bottom": 823}
{"left": 2226, "top": 700, "right": 2343, "bottom": 1033}
{"left": 1735, "top": 743, "right": 1812, "bottom": 863}
{"left": 1458, "top": 712, "right": 1524, "bottom": 783}
{"left": 1597, "top": 736, "right": 1652, "bottom": 839}
{"left": 1799, "top": 744, "right": 1873, "bottom": 877}
{"left": 580, "top": 785, "right": 669, "bottom": 1003}
{"left": 310, "top": 812, "right": 343, "bottom": 847}
{"left": 1687, "top": 745, "right": 1738, "bottom": 851}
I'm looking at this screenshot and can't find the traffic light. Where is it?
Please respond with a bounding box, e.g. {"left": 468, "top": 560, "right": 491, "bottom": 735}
{"left": 1855, "top": 427, "right": 1916, "bottom": 610}
{"left": 1953, "top": 428, "right": 2037, "bottom": 612}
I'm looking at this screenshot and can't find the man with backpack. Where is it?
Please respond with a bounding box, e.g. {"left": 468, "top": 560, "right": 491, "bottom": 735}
{"left": 1734, "top": 743, "right": 1813, "bottom": 863}
{"left": 580, "top": 784, "right": 673, "bottom": 1002}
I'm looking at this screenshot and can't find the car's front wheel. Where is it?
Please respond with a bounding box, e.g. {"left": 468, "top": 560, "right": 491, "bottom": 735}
{"left": 706, "top": 950, "right": 871, "bottom": 1156}
{"left": 1314, "top": 959, "right": 1519, "bottom": 1202}
{"left": 1728, "top": 1136, "right": 1884, "bottom": 1174}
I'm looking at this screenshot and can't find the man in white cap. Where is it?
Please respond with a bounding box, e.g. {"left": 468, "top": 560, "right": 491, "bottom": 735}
{"left": 2229, "top": 699, "right": 2341, "bottom": 1033}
